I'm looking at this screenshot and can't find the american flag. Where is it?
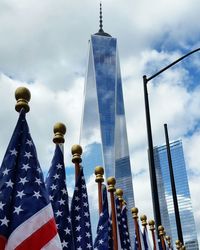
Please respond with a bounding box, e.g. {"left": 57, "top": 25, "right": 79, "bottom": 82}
{"left": 143, "top": 227, "right": 152, "bottom": 250}
{"left": 70, "top": 167, "right": 93, "bottom": 250}
{"left": 115, "top": 197, "right": 131, "bottom": 250}
{"left": 94, "top": 185, "right": 111, "bottom": 249}
{"left": 45, "top": 144, "right": 74, "bottom": 249}
{"left": 0, "top": 109, "right": 62, "bottom": 249}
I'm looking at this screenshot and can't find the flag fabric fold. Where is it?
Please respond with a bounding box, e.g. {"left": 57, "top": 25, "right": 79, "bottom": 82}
{"left": 143, "top": 227, "right": 152, "bottom": 250}
{"left": 70, "top": 167, "right": 93, "bottom": 250}
{"left": 45, "top": 144, "right": 74, "bottom": 249}
{"left": 115, "top": 197, "right": 131, "bottom": 250}
{"left": 94, "top": 185, "right": 112, "bottom": 250}
{"left": 134, "top": 223, "right": 145, "bottom": 250}
{"left": 0, "top": 109, "right": 62, "bottom": 250}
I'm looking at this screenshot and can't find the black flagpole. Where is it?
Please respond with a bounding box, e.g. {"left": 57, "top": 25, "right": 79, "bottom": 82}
{"left": 164, "top": 123, "right": 184, "bottom": 244}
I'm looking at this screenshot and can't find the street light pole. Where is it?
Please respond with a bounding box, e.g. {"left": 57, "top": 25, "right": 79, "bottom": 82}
{"left": 143, "top": 75, "right": 162, "bottom": 232}
{"left": 143, "top": 47, "right": 200, "bottom": 238}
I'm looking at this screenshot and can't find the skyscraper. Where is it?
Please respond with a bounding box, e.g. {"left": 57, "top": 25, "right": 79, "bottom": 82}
{"left": 80, "top": 4, "right": 135, "bottom": 246}
{"left": 154, "top": 139, "right": 199, "bottom": 250}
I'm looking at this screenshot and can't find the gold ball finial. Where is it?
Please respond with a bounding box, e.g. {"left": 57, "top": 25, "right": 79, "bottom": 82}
{"left": 158, "top": 225, "right": 165, "bottom": 236}
{"left": 148, "top": 220, "right": 155, "bottom": 230}
{"left": 15, "top": 87, "right": 31, "bottom": 113}
{"left": 165, "top": 235, "right": 171, "bottom": 247}
{"left": 71, "top": 144, "right": 82, "bottom": 163}
{"left": 175, "top": 240, "right": 181, "bottom": 249}
{"left": 131, "top": 207, "right": 138, "bottom": 219}
{"left": 95, "top": 166, "right": 104, "bottom": 183}
{"left": 107, "top": 177, "right": 116, "bottom": 192}
{"left": 140, "top": 214, "right": 147, "bottom": 226}
{"left": 116, "top": 188, "right": 123, "bottom": 201}
{"left": 53, "top": 122, "right": 66, "bottom": 144}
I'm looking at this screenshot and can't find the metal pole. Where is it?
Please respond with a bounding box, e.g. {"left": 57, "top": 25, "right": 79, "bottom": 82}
{"left": 143, "top": 75, "right": 162, "bottom": 234}
{"left": 107, "top": 177, "right": 118, "bottom": 250}
{"left": 95, "top": 166, "right": 104, "bottom": 214}
{"left": 132, "top": 208, "right": 142, "bottom": 250}
{"left": 164, "top": 124, "right": 184, "bottom": 244}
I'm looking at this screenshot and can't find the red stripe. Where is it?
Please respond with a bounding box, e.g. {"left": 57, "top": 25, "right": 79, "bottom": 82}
{"left": 0, "top": 235, "right": 7, "bottom": 250}
{"left": 15, "top": 218, "right": 57, "bottom": 250}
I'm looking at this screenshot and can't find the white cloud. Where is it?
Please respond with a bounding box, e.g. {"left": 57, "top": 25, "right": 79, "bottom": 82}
{"left": 0, "top": 74, "right": 84, "bottom": 169}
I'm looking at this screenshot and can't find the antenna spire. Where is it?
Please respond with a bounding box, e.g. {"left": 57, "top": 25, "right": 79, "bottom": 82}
{"left": 99, "top": 2, "right": 103, "bottom": 32}
{"left": 94, "top": 1, "right": 111, "bottom": 37}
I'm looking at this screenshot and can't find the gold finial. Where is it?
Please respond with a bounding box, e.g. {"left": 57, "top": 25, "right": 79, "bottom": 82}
{"left": 158, "top": 225, "right": 165, "bottom": 236}
{"left": 95, "top": 166, "right": 104, "bottom": 183}
{"left": 175, "top": 240, "right": 182, "bottom": 249}
{"left": 116, "top": 188, "right": 123, "bottom": 201}
{"left": 53, "top": 122, "right": 66, "bottom": 144}
{"left": 71, "top": 144, "right": 82, "bottom": 163}
{"left": 140, "top": 214, "right": 147, "bottom": 227}
{"left": 165, "top": 235, "right": 171, "bottom": 247}
{"left": 131, "top": 207, "right": 138, "bottom": 219}
{"left": 107, "top": 177, "right": 116, "bottom": 192}
{"left": 15, "top": 86, "right": 31, "bottom": 113}
{"left": 148, "top": 220, "right": 155, "bottom": 231}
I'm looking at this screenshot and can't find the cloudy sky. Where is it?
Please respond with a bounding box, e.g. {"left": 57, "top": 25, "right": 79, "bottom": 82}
{"left": 0, "top": 0, "right": 200, "bottom": 244}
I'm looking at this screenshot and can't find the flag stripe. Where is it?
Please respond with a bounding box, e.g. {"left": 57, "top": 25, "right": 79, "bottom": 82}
{"left": 0, "top": 235, "right": 7, "bottom": 250}
{"left": 5, "top": 204, "right": 54, "bottom": 250}
{"left": 41, "top": 234, "right": 62, "bottom": 250}
{"left": 15, "top": 218, "right": 57, "bottom": 250}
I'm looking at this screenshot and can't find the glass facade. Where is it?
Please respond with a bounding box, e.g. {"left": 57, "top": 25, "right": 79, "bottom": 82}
{"left": 80, "top": 34, "right": 135, "bottom": 246}
{"left": 154, "top": 140, "right": 199, "bottom": 250}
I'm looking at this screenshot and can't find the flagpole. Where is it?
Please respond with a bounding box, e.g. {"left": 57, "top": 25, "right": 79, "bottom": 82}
{"left": 107, "top": 177, "right": 118, "bottom": 250}
{"left": 71, "top": 144, "right": 82, "bottom": 183}
{"left": 13, "top": 87, "right": 63, "bottom": 249}
{"left": 131, "top": 207, "right": 142, "bottom": 250}
{"left": 115, "top": 188, "right": 123, "bottom": 210}
{"left": 148, "top": 220, "right": 157, "bottom": 250}
{"left": 158, "top": 225, "right": 166, "bottom": 250}
{"left": 95, "top": 166, "right": 104, "bottom": 214}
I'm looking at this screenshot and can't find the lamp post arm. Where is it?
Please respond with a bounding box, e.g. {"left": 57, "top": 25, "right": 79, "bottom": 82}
{"left": 146, "top": 48, "right": 200, "bottom": 82}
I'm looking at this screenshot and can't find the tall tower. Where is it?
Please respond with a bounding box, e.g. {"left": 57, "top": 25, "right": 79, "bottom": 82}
{"left": 154, "top": 140, "right": 199, "bottom": 250}
{"left": 80, "top": 3, "right": 135, "bottom": 245}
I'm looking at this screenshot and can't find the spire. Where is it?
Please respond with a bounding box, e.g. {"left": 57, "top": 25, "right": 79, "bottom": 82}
{"left": 99, "top": 2, "right": 103, "bottom": 32}
{"left": 94, "top": 1, "right": 111, "bottom": 37}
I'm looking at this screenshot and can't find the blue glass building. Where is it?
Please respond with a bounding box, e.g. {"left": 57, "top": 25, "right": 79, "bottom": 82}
{"left": 154, "top": 140, "right": 199, "bottom": 250}
{"left": 80, "top": 23, "right": 135, "bottom": 246}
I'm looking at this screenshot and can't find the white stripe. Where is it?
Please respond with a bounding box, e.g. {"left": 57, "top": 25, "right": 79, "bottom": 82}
{"left": 139, "top": 227, "right": 145, "bottom": 250}
{"left": 41, "top": 233, "right": 62, "bottom": 250}
{"left": 145, "top": 228, "right": 152, "bottom": 250}
{"left": 6, "top": 204, "right": 55, "bottom": 250}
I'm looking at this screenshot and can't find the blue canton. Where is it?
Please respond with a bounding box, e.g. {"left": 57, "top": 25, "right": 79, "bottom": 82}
{"left": 45, "top": 144, "right": 74, "bottom": 249}
{"left": 70, "top": 167, "right": 93, "bottom": 250}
